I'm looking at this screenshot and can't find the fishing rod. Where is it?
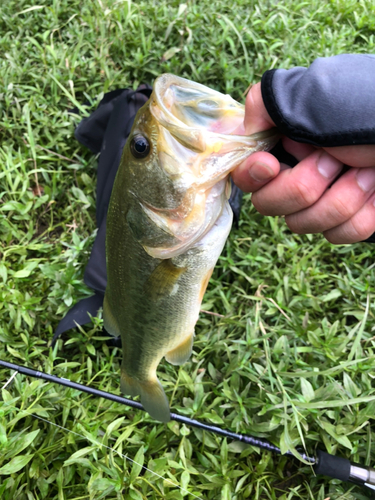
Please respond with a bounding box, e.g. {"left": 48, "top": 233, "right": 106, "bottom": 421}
{"left": 0, "top": 359, "right": 374, "bottom": 492}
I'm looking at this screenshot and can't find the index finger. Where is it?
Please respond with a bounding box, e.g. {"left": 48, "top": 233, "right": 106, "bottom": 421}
{"left": 231, "top": 83, "right": 279, "bottom": 191}
{"left": 234, "top": 82, "right": 275, "bottom": 135}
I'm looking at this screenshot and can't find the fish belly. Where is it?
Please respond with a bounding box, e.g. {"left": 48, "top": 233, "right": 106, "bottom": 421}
{"left": 104, "top": 201, "right": 233, "bottom": 422}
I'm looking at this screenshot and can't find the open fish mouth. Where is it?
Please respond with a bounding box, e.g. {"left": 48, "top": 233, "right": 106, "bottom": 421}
{"left": 150, "top": 74, "right": 279, "bottom": 155}
{"left": 135, "top": 73, "right": 280, "bottom": 260}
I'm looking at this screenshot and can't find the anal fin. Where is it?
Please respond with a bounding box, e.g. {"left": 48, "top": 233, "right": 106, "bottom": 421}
{"left": 121, "top": 372, "right": 170, "bottom": 423}
{"left": 165, "top": 333, "right": 194, "bottom": 365}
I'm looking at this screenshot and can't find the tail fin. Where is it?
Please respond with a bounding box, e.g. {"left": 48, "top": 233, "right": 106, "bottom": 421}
{"left": 121, "top": 372, "right": 170, "bottom": 423}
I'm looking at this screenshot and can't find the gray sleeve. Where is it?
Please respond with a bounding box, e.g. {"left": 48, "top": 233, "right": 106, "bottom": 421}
{"left": 261, "top": 54, "right": 375, "bottom": 147}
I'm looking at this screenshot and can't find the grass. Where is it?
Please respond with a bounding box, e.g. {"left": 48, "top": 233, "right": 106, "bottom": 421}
{"left": 1, "top": 0, "right": 375, "bottom": 498}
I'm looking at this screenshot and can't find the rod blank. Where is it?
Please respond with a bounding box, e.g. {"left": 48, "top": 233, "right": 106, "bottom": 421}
{"left": 0, "top": 359, "right": 313, "bottom": 462}
{"left": 2, "top": 359, "right": 375, "bottom": 491}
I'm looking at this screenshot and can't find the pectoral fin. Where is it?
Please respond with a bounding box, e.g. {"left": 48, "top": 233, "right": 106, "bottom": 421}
{"left": 121, "top": 372, "right": 170, "bottom": 422}
{"left": 143, "top": 259, "right": 186, "bottom": 301}
{"left": 165, "top": 333, "right": 194, "bottom": 365}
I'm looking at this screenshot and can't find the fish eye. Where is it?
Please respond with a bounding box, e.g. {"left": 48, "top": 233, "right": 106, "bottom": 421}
{"left": 130, "top": 134, "right": 150, "bottom": 159}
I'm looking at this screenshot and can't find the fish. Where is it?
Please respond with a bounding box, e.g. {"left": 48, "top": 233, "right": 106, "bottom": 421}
{"left": 103, "top": 74, "right": 279, "bottom": 422}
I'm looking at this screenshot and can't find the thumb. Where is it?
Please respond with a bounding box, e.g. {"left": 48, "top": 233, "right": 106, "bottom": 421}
{"left": 235, "top": 82, "right": 275, "bottom": 135}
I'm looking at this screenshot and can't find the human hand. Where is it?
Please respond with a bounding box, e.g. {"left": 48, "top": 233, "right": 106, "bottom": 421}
{"left": 232, "top": 82, "right": 375, "bottom": 244}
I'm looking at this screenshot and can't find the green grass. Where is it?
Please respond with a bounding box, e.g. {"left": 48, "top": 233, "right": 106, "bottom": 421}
{"left": 1, "top": 0, "right": 375, "bottom": 498}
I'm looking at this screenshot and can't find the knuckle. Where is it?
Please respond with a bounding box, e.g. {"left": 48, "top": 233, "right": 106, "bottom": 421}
{"left": 292, "top": 179, "right": 319, "bottom": 209}
{"left": 324, "top": 212, "right": 375, "bottom": 244}
{"left": 330, "top": 196, "right": 353, "bottom": 221}
{"left": 285, "top": 215, "right": 304, "bottom": 234}
{"left": 324, "top": 233, "right": 338, "bottom": 244}
{"left": 251, "top": 194, "right": 269, "bottom": 215}
{"left": 251, "top": 191, "right": 283, "bottom": 216}
{"left": 347, "top": 217, "right": 375, "bottom": 241}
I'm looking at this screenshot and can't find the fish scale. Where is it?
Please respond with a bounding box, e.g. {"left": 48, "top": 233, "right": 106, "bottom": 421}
{"left": 103, "top": 74, "right": 279, "bottom": 422}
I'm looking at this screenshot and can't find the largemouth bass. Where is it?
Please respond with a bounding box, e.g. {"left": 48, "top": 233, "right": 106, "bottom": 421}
{"left": 103, "top": 74, "right": 278, "bottom": 422}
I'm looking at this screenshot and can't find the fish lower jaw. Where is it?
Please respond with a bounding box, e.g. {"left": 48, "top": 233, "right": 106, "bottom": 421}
{"left": 141, "top": 215, "right": 221, "bottom": 259}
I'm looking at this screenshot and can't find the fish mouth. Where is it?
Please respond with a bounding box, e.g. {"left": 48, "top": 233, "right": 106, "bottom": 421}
{"left": 150, "top": 73, "right": 279, "bottom": 148}
{"left": 139, "top": 74, "right": 280, "bottom": 260}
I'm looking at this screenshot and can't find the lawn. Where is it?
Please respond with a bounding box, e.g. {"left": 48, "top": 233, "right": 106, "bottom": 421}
{"left": 1, "top": 0, "right": 375, "bottom": 499}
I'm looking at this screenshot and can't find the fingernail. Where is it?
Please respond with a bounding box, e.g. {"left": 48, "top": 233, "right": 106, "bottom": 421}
{"left": 317, "top": 152, "right": 342, "bottom": 179}
{"left": 249, "top": 161, "right": 274, "bottom": 182}
{"left": 356, "top": 168, "right": 375, "bottom": 192}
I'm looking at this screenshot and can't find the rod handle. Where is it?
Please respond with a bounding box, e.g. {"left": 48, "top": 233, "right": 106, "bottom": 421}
{"left": 314, "top": 449, "right": 375, "bottom": 491}
{"left": 314, "top": 449, "right": 351, "bottom": 482}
